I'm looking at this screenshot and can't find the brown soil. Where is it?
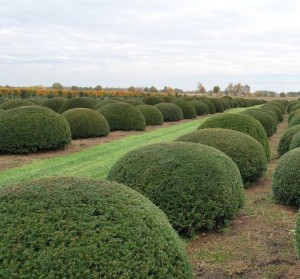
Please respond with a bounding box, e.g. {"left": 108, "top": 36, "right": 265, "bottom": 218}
{"left": 188, "top": 115, "right": 300, "bottom": 279}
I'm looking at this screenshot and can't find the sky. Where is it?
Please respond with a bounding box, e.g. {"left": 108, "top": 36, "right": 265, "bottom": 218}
{"left": 1, "top": 0, "right": 300, "bottom": 92}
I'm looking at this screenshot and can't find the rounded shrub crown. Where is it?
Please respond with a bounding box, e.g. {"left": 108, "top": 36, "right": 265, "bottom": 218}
{"left": 142, "top": 96, "right": 162, "bottom": 105}
{"left": 60, "top": 97, "right": 96, "bottom": 113}
{"left": 198, "top": 113, "right": 271, "bottom": 160}
{"left": 42, "top": 97, "right": 67, "bottom": 112}
{"left": 289, "top": 131, "right": 300, "bottom": 151}
{"left": 0, "top": 106, "right": 71, "bottom": 154}
{"left": 199, "top": 99, "right": 216, "bottom": 114}
{"left": 154, "top": 103, "right": 184, "bottom": 122}
{"left": 124, "top": 98, "right": 145, "bottom": 106}
{"left": 273, "top": 148, "right": 300, "bottom": 207}
{"left": 288, "top": 114, "right": 300, "bottom": 128}
{"left": 209, "top": 98, "right": 225, "bottom": 112}
{"left": 261, "top": 104, "right": 283, "bottom": 122}
{"left": 176, "top": 128, "right": 267, "bottom": 186}
{"left": 278, "top": 124, "right": 300, "bottom": 157}
{"left": 62, "top": 108, "right": 110, "bottom": 139}
{"left": 171, "top": 99, "right": 197, "bottom": 119}
{"left": 98, "top": 102, "right": 146, "bottom": 131}
{"left": 188, "top": 100, "right": 209, "bottom": 115}
{"left": 0, "top": 99, "right": 35, "bottom": 110}
{"left": 137, "top": 105, "right": 164, "bottom": 125}
{"left": 108, "top": 142, "right": 245, "bottom": 236}
{"left": 0, "top": 177, "right": 193, "bottom": 278}
{"left": 95, "top": 99, "right": 122, "bottom": 109}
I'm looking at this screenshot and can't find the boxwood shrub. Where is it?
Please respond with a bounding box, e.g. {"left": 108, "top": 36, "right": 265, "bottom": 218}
{"left": 171, "top": 99, "right": 197, "bottom": 119}
{"left": 289, "top": 131, "right": 300, "bottom": 151}
{"left": 42, "top": 97, "right": 67, "bottom": 113}
{"left": 62, "top": 108, "right": 110, "bottom": 139}
{"left": 98, "top": 102, "right": 146, "bottom": 131}
{"left": 209, "top": 98, "right": 225, "bottom": 112}
{"left": 176, "top": 128, "right": 267, "bottom": 186}
{"left": 60, "top": 97, "right": 96, "bottom": 113}
{"left": 273, "top": 148, "right": 300, "bottom": 207}
{"left": 137, "top": 105, "right": 164, "bottom": 125}
{"left": 199, "top": 98, "right": 216, "bottom": 114}
{"left": 188, "top": 100, "right": 209, "bottom": 115}
{"left": 261, "top": 104, "right": 283, "bottom": 122}
{"left": 124, "top": 98, "right": 145, "bottom": 106}
{"left": 161, "top": 96, "right": 174, "bottom": 103}
{"left": 108, "top": 142, "right": 245, "bottom": 236}
{"left": 142, "top": 96, "right": 162, "bottom": 105}
{"left": 0, "top": 99, "right": 36, "bottom": 110}
{"left": 198, "top": 113, "right": 271, "bottom": 160}
{"left": 154, "top": 103, "right": 184, "bottom": 122}
{"left": 278, "top": 124, "right": 300, "bottom": 156}
{"left": 0, "top": 177, "right": 193, "bottom": 279}
{"left": 95, "top": 99, "right": 122, "bottom": 109}
{"left": 288, "top": 114, "right": 300, "bottom": 128}
{"left": 0, "top": 106, "right": 71, "bottom": 154}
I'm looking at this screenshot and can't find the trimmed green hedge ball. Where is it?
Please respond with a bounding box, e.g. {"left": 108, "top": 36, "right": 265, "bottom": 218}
{"left": 124, "top": 98, "right": 145, "bottom": 106}
{"left": 0, "top": 177, "right": 193, "bottom": 278}
{"left": 137, "top": 105, "right": 164, "bottom": 125}
{"left": 289, "top": 131, "right": 300, "bottom": 151}
{"left": 60, "top": 97, "right": 96, "bottom": 113}
{"left": 209, "top": 99, "right": 225, "bottom": 112}
{"left": 108, "top": 142, "right": 245, "bottom": 236}
{"left": 95, "top": 99, "right": 122, "bottom": 109}
{"left": 199, "top": 99, "right": 216, "bottom": 114}
{"left": 188, "top": 100, "right": 209, "bottom": 115}
{"left": 142, "top": 96, "right": 162, "bottom": 105}
{"left": 0, "top": 100, "right": 36, "bottom": 110}
{"left": 42, "top": 97, "right": 67, "bottom": 113}
{"left": 278, "top": 125, "right": 300, "bottom": 157}
{"left": 154, "top": 103, "right": 184, "bottom": 122}
{"left": 171, "top": 99, "right": 197, "bottom": 119}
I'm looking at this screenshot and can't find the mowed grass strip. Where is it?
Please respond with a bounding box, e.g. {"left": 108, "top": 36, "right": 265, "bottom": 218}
{"left": 0, "top": 107, "right": 250, "bottom": 187}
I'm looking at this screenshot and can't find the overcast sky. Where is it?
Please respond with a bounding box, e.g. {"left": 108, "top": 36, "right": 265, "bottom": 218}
{"left": 1, "top": 0, "right": 300, "bottom": 92}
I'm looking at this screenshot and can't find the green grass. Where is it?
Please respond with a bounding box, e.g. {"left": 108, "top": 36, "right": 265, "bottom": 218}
{"left": 0, "top": 107, "right": 252, "bottom": 187}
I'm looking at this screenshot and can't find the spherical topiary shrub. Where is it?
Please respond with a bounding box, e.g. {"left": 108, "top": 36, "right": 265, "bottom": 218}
{"left": 288, "top": 114, "right": 300, "bottom": 128}
{"left": 0, "top": 177, "right": 193, "bottom": 279}
{"left": 241, "top": 109, "right": 276, "bottom": 137}
{"left": 209, "top": 98, "right": 225, "bottom": 112}
{"left": 154, "top": 103, "right": 184, "bottom": 122}
{"left": 199, "top": 99, "right": 216, "bottom": 114}
{"left": 0, "top": 99, "right": 36, "bottom": 110}
{"left": 289, "top": 131, "right": 300, "bottom": 151}
{"left": 136, "top": 105, "right": 164, "bottom": 125}
{"left": 188, "top": 100, "right": 209, "bottom": 115}
{"left": 42, "top": 97, "right": 67, "bottom": 113}
{"left": 288, "top": 109, "right": 300, "bottom": 123}
{"left": 161, "top": 95, "right": 174, "bottom": 103}
{"left": 272, "top": 148, "right": 300, "bottom": 207}
{"left": 60, "top": 97, "right": 96, "bottom": 113}
{"left": 198, "top": 113, "right": 270, "bottom": 160}
{"left": 171, "top": 99, "right": 197, "bottom": 119}
{"left": 98, "top": 102, "right": 146, "bottom": 131}
{"left": 108, "top": 142, "right": 245, "bottom": 236}
{"left": 95, "top": 99, "right": 122, "bottom": 109}
{"left": 278, "top": 124, "right": 300, "bottom": 157}
{"left": 124, "top": 98, "right": 145, "bottom": 106}
{"left": 0, "top": 106, "right": 71, "bottom": 154}
{"left": 143, "top": 95, "right": 162, "bottom": 105}
{"left": 62, "top": 108, "right": 110, "bottom": 139}
{"left": 176, "top": 128, "right": 267, "bottom": 186}
{"left": 261, "top": 104, "right": 283, "bottom": 122}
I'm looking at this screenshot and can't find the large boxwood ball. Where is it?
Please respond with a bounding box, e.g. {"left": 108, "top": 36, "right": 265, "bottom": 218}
{"left": 137, "top": 105, "right": 164, "bottom": 125}
{"left": 42, "top": 97, "right": 67, "bottom": 113}
{"left": 199, "top": 98, "right": 216, "bottom": 114}
{"left": 289, "top": 131, "right": 300, "bottom": 151}
{"left": 108, "top": 142, "right": 245, "bottom": 236}
{"left": 188, "top": 100, "right": 209, "bottom": 115}
{"left": 0, "top": 177, "right": 193, "bottom": 278}
{"left": 273, "top": 148, "right": 300, "bottom": 207}
{"left": 209, "top": 98, "right": 225, "bottom": 112}
{"left": 171, "top": 99, "right": 197, "bottom": 119}
{"left": 0, "top": 99, "right": 36, "bottom": 110}
{"left": 142, "top": 95, "right": 162, "bottom": 105}
{"left": 124, "top": 98, "right": 145, "bottom": 106}
{"left": 288, "top": 114, "right": 300, "bottom": 128}
{"left": 154, "top": 103, "right": 184, "bottom": 122}
{"left": 95, "top": 99, "right": 122, "bottom": 109}
{"left": 278, "top": 124, "right": 300, "bottom": 157}
{"left": 176, "top": 128, "right": 267, "bottom": 186}
{"left": 261, "top": 104, "right": 283, "bottom": 122}
{"left": 0, "top": 106, "right": 71, "bottom": 154}
{"left": 198, "top": 113, "right": 271, "bottom": 160}
{"left": 98, "top": 102, "right": 146, "bottom": 131}
{"left": 62, "top": 108, "right": 110, "bottom": 139}
{"left": 60, "top": 97, "right": 96, "bottom": 113}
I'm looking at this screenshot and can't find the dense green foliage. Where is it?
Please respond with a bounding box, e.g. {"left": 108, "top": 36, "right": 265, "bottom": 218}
{"left": 273, "top": 148, "right": 300, "bottom": 207}
{"left": 62, "top": 108, "right": 110, "bottom": 139}
{"left": 161, "top": 96, "right": 174, "bottom": 103}
{"left": 98, "top": 102, "right": 146, "bottom": 131}
{"left": 199, "top": 99, "right": 216, "bottom": 114}
{"left": 108, "top": 142, "right": 245, "bottom": 236}
{"left": 288, "top": 114, "right": 300, "bottom": 128}
{"left": 171, "top": 99, "right": 197, "bottom": 119}
{"left": 176, "top": 128, "right": 267, "bottom": 186}
{"left": 289, "top": 131, "right": 300, "bottom": 151}
{"left": 0, "top": 177, "right": 193, "bottom": 279}
{"left": 42, "top": 97, "right": 67, "bottom": 113}
{"left": 0, "top": 100, "right": 35, "bottom": 110}
{"left": 261, "top": 104, "right": 283, "bottom": 122}
{"left": 137, "top": 105, "right": 164, "bottom": 125}
{"left": 0, "top": 106, "right": 71, "bottom": 154}
{"left": 198, "top": 113, "right": 271, "bottom": 160}
{"left": 154, "top": 103, "right": 184, "bottom": 122}
{"left": 95, "top": 99, "right": 122, "bottom": 109}
{"left": 60, "top": 97, "right": 96, "bottom": 113}
{"left": 142, "top": 96, "right": 162, "bottom": 105}
{"left": 209, "top": 99, "right": 225, "bottom": 112}
{"left": 124, "top": 98, "right": 145, "bottom": 106}
{"left": 188, "top": 100, "right": 209, "bottom": 115}
{"left": 278, "top": 125, "right": 300, "bottom": 156}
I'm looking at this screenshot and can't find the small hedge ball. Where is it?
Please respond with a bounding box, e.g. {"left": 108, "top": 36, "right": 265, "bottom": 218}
{"left": 273, "top": 148, "right": 300, "bottom": 207}
{"left": 188, "top": 100, "right": 209, "bottom": 115}
{"left": 0, "top": 106, "right": 71, "bottom": 154}
{"left": 142, "top": 96, "right": 162, "bottom": 105}
{"left": 209, "top": 99, "right": 225, "bottom": 113}
{"left": 288, "top": 114, "right": 300, "bottom": 128}
{"left": 95, "top": 99, "right": 122, "bottom": 109}
{"left": 289, "top": 131, "right": 300, "bottom": 151}
{"left": 261, "top": 104, "right": 283, "bottom": 122}
{"left": 108, "top": 142, "right": 245, "bottom": 236}
{"left": 62, "top": 108, "right": 110, "bottom": 139}
{"left": 124, "top": 98, "right": 145, "bottom": 106}
{"left": 137, "top": 105, "right": 164, "bottom": 125}
{"left": 0, "top": 177, "right": 193, "bottom": 278}
{"left": 171, "top": 99, "right": 197, "bottom": 119}
{"left": 198, "top": 113, "right": 271, "bottom": 160}
{"left": 154, "top": 103, "right": 184, "bottom": 122}
{"left": 199, "top": 99, "right": 216, "bottom": 114}
{"left": 0, "top": 99, "right": 36, "bottom": 110}
{"left": 60, "top": 97, "right": 96, "bottom": 113}
{"left": 278, "top": 124, "right": 300, "bottom": 157}
{"left": 98, "top": 102, "right": 146, "bottom": 131}
{"left": 42, "top": 97, "right": 67, "bottom": 113}
{"left": 176, "top": 128, "right": 267, "bottom": 186}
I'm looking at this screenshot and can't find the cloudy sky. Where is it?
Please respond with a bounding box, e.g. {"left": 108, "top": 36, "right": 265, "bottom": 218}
{"left": 1, "top": 0, "right": 300, "bottom": 92}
